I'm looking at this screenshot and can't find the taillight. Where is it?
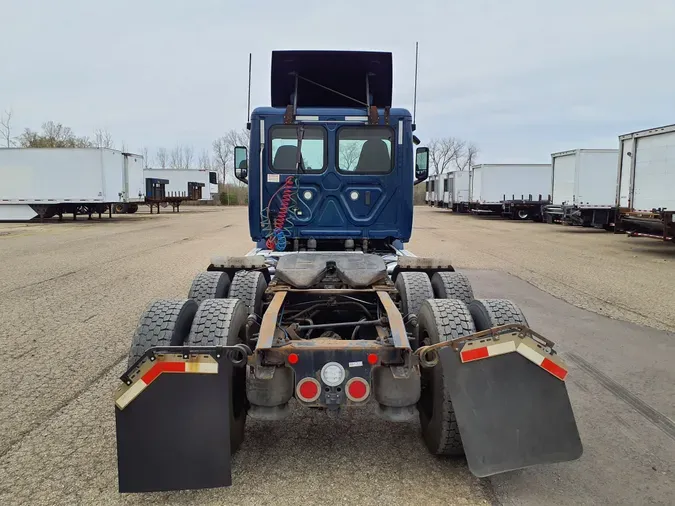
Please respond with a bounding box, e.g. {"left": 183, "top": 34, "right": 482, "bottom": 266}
{"left": 345, "top": 377, "right": 370, "bottom": 402}
{"left": 296, "top": 378, "right": 321, "bottom": 402}
{"left": 287, "top": 353, "right": 299, "bottom": 365}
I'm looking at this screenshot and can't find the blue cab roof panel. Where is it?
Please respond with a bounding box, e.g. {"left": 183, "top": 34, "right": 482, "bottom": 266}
{"left": 270, "top": 50, "right": 393, "bottom": 108}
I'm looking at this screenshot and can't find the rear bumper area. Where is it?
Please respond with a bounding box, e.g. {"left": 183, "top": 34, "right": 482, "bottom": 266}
{"left": 249, "top": 340, "right": 421, "bottom": 419}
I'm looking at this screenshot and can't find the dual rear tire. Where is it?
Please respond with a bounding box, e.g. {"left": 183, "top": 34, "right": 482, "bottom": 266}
{"left": 417, "top": 297, "right": 529, "bottom": 457}
{"left": 126, "top": 268, "right": 268, "bottom": 455}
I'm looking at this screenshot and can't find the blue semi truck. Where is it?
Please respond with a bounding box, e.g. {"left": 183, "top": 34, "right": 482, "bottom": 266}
{"left": 113, "top": 50, "right": 583, "bottom": 493}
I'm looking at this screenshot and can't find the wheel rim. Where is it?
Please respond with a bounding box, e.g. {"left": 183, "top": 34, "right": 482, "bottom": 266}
{"left": 518, "top": 210, "right": 529, "bottom": 219}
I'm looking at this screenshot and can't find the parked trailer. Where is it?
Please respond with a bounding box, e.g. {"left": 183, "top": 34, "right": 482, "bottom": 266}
{"left": 442, "top": 170, "right": 471, "bottom": 212}
{"left": 427, "top": 173, "right": 438, "bottom": 206}
{"left": 143, "top": 168, "right": 218, "bottom": 201}
{"left": 543, "top": 149, "right": 619, "bottom": 228}
{"left": 0, "top": 147, "right": 144, "bottom": 221}
{"left": 470, "top": 164, "right": 551, "bottom": 219}
{"left": 615, "top": 123, "right": 675, "bottom": 242}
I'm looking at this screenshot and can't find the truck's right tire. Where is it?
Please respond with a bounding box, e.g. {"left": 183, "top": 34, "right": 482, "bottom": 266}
{"left": 417, "top": 299, "right": 476, "bottom": 456}
{"left": 394, "top": 272, "right": 434, "bottom": 348}
{"left": 430, "top": 272, "right": 474, "bottom": 303}
{"left": 468, "top": 299, "right": 529, "bottom": 330}
{"left": 186, "top": 299, "right": 249, "bottom": 454}
{"left": 187, "top": 271, "right": 231, "bottom": 305}
{"left": 228, "top": 270, "right": 267, "bottom": 317}
{"left": 127, "top": 299, "right": 198, "bottom": 368}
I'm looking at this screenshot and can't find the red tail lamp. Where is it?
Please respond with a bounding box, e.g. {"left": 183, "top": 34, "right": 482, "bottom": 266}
{"left": 345, "top": 377, "right": 370, "bottom": 402}
{"left": 287, "top": 353, "right": 299, "bottom": 365}
{"left": 367, "top": 353, "right": 378, "bottom": 365}
{"left": 296, "top": 378, "right": 321, "bottom": 402}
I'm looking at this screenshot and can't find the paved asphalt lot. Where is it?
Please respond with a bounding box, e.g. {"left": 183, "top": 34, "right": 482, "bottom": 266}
{"left": 0, "top": 206, "right": 673, "bottom": 505}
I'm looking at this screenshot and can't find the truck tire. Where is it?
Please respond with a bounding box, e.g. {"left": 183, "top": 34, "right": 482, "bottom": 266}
{"left": 394, "top": 271, "right": 434, "bottom": 320}
{"left": 187, "top": 271, "right": 231, "bottom": 305}
{"left": 186, "top": 299, "right": 249, "bottom": 454}
{"left": 430, "top": 272, "right": 474, "bottom": 303}
{"left": 394, "top": 272, "right": 434, "bottom": 347}
{"left": 417, "top": 299, "right": 476, "bottom": 456}
{"left": 127, "top": 299, "right": 198, "bottom": 368}
{"left": 468, "top": 299, "right": 529, "bottom": 330}
{"left": 228, "top": 270, "right": 267, "bottom": 317}
{"left": 127, "top": 203, "right": 139, "bottom": 214}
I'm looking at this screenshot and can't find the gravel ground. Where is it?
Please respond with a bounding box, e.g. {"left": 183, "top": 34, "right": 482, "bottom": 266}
{"left": 0, "top": 206, "right": 673, "bottom": 506}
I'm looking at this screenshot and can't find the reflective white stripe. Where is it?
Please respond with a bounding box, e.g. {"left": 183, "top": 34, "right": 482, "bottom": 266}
{"left": 115, "top": 380, "right": 147, "bottom": 410}
{"left": 487, "top": 340, "right": 517, "bottom": 356}
{"left": 185, "top": 361, "right": 218, "bottom": 374}
{"left": 517, "top": 342, "right": 545, "bottom": 365}
{"left": 398, "top": 119, "right": 403, "bottom": 144}
{"left": 295, "top": 115, "right": 319, "bottom": 121}
{"left": 345, "top": 116, "right": 368, "bottom": 121}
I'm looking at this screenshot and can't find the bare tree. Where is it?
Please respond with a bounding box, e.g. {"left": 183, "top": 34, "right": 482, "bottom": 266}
{"left": 339, "top": 142, "right": 361, "bottom": 171}
{"left": 183, "top": 145, "right": 194, "bottom": 169}
{"left": 156, "top": 147, "right": 168, "bottom": 168}
{"left": 454, "top": 142, "right": 479, "bottom": 171}
{"left": 428, "top": 137, "right": 464, "bottom": 175}
{"left": 1, "top": 109, "right": 15, "bottom": 147}
{"left": 170, "top": 146, "right": 184, "bottom": 169}
{"left": 199, "top": 148, "right": 212, "bottom": 171}
{"left": 142, "top": 147, "right": 149, "bottom": 168}
{"left": 93, "top": 128, "right": 114, "bottom": 149}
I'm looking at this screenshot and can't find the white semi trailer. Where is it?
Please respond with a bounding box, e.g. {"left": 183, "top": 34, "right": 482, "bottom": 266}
{"left": 543, "top": 149, "right": 619, "bottom": 228}
{"left": 0, "top": 147, "right": 145, "bottom": 221}
{"left": 470, "top": 164, "right": 552, "bottom": 220}
{"left": 441, "top": 170, "right": 471, "bottom": 212}
{"left": 615, "top": 123, "right": 675, "bottom": 242}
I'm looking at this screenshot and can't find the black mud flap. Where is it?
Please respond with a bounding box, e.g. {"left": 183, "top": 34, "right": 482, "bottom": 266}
{"left": 115, "top": 348, "right": 241, "bottom": 493}
{"left": 439, "top": 347, "right": 583, "bottom": 477}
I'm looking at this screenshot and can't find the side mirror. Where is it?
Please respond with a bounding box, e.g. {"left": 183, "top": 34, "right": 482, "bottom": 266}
{"left": 414, "top": 147, "right": 429, "bottom": 184}
{"left": 234, "top": 146, "right": 248, "bottom": 184}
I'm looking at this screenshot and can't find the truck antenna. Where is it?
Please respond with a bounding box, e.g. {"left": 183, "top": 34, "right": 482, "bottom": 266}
{"left": 246, "top": 52, "right": 252, "bottom": 130}
{"left": 413, "top": 41, "right": 419, "bottom": 125}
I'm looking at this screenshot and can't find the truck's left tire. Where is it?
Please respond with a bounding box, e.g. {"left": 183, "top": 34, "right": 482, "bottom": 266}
{"left": 186, "top": 298, "right": 249, "bottom": 454}
{"left": 228, "top": 270, "right": 267, "bottom": 317}
{"left": 127, "top": 299, "right": 198, "bottom": 368}
{"left": 417, "top": 299, "right": 476, "bottom": 456}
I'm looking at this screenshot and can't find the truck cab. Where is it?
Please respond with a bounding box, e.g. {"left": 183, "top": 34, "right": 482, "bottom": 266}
{"left": 233, "top": 50, "right": 429, "bottom": 253}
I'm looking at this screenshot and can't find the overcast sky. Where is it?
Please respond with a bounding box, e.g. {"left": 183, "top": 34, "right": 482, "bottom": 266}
{"left": 2, "top": 0, "right": 674, "bottom": 165}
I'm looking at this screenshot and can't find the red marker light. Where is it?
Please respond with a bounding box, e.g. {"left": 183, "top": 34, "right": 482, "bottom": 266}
{"left": 346, "top": 377, "right": 370, "bottom": 402}
{"left": 367, "top": 353, "right": 378, "bottom": 365}
{"left": 288, "top": 353, "right": 299, "bottom": 365}
{"left": 296, "top": 378, "right": 321, "bottom": 402}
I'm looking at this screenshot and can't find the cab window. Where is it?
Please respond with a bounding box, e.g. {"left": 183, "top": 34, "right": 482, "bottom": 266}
{"left": 270, "top": 125, "right": 326, "bottom": 172}
{"left": 337, "top": 126, "right": 393, "bottom": 174}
